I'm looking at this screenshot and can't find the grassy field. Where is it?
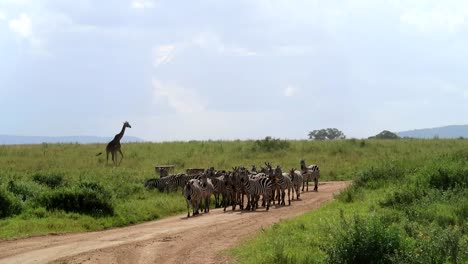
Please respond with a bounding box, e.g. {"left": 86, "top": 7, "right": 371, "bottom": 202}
{"left": 0, "top": 138, "right": 467, "bottom": 258}
{"left": 231, "top": 140, "right": 468, "bottom": 263}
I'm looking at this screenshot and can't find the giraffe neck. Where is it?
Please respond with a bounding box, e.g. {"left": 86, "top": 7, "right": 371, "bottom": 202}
{"left": 115, "top": 124, "right": 127, "bottom": 141}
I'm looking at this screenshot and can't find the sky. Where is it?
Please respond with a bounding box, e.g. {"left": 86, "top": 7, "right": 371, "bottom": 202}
{"left": 1, "top": 0, "right": 468, "bottom": 141}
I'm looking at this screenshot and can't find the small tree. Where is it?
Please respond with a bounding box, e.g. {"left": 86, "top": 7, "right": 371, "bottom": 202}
{"left": 369, "top": 130, "right": 399, "bottom": 139}
{"left": 308, "top": 128, "right": 346, "bottom": 140}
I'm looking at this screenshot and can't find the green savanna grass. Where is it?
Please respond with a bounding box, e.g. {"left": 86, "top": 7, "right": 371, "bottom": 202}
{"left": 0, "top": 138, "right": 467, "bottom": 244}
{"left": 230, "top": 141, "right": 468, "bottom": 264}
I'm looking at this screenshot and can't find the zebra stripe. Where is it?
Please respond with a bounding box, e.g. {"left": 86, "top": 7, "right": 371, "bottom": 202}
{"left": 199, "top": 175, "right": 214, "bottom": 213}
{"left": 273, "top": 166, "right": 293, "bottom": 206}
{"left": 300, "top": 160, "right": 320, "bottom": 192}
{"left": 144, "top": 178, "right": 169, "bottom": 192}
{"left": 239, "top": 169, "right": 273, "bottom": 211}
{"left": 183, "top": 179, "right": 203, "bottom": 218}
{"left": 288, "top": 168, "right": 303, "bottom": 199}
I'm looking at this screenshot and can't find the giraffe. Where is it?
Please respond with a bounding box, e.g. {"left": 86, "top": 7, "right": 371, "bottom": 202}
{"left": 97, "top": 121, "right": 131, "bottom": 165}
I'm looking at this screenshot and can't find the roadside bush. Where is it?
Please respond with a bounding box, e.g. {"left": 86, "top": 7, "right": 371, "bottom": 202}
{"left": 323, "top": 215, "right": 407, "bottom": 264}
{"left": 0, "top": 188, "right": 22, "bottom": 218}
{"left": 426, "top": 166, "right": 468, "bottom": 190}
{"left": 409, "top": 225, "right": 467, "bottom": 264}
{"left": 336, "top": 185, "right": 362, "bottom": 203}
{"left": 380, "top": 185, "right": 426, "bottom": 208}
{"left": 32, "top": 173, "right": 65, "bottom": 188}
{"left": 7, "top": 180, "right": 42, "bottom": 202}
{"left": 41, "top": 183, "right": 114, "bottom": 216}
{"left": 354, "top": 162, "right": 406, "bottom": 188}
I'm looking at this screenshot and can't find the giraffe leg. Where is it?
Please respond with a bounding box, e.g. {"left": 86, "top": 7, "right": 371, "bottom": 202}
{"left": 118, "top": 149, "right": 124, "bottom": 165}
{"left": 111, "top": 152, "right": 116, "bottom": 165}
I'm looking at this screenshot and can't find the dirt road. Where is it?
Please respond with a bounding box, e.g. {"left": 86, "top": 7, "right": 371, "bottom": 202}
{"left": 0, "top": 181, "right": 350, "bottom": 264}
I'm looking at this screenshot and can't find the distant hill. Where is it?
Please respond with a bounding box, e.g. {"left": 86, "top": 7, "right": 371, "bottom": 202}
{"left": 398, "top": 125, "right": 468, "bottom": 139}
{"left": 0, "top": 135, "right": 145, "bottom": 145}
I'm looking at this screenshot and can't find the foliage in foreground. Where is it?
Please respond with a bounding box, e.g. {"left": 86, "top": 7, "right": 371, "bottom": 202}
{"left": 1, "top": 139, "right": 468, "bottom": 241}
{"left": 231, "top": 150, "right": 468, "bottom": 264}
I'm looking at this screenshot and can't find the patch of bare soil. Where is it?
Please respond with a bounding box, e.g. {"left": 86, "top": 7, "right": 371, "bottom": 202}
{"left": 0, "top": 181, "right": 350, "bottom": 264}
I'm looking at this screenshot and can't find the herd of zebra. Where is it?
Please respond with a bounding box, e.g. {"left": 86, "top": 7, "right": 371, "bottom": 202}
{"left": 144, "top": 160, "right": 320, "bottom": 217}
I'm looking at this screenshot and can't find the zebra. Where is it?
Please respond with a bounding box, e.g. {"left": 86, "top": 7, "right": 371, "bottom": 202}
{"left": 300, "top": 159, "right": 320, "bottom": 192}
{"left": 183, "top": 179, "right": 203, "bottom": 217}
{"left": 211, "top": 174, "right": 228, "bottom": 208}
{"left": 230, "top": 167, "right": 247, "bottom": 211}
{"left": 186, "top": 168, "right": 205, "bottom": 176}
{"left": 165, "top": 173, "right": 204, "bottom": 192}
{"left": 199, "top": 174, "right": 214, "bottom": 213}
{"left": 144, "top": 177, "right": 169, "bottom": 192}
{"left": 238, "top": 167, "right": 273, "bottom": 211}
{"left": 288, "top": 168, "right": 303, "bottom": 199}
{"left": 273, "top": 166, "right": 293, "bottom": 206}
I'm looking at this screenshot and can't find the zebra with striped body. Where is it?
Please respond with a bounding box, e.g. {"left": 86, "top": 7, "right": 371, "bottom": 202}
{"left": 300, "top": 159, "right": 320, "bottom": 192}
{"left": 144, "top": 177, "right": 170, "bottom": 192}
{"left": 273, "top": 166, "right": 293, "bottom": 206}
{"left": 183, "top": 179, "right": 203, "bottom": 217}
{"left": 199, "top": 175, "right": 214, "bottom": 213}
{"left": 223, "top": 172, "right": 236, "bottom": 211}
{"left": 239, "top": 168, "right": 273, "bottom": 211}
{"left": 289, "top": 168, "right": 303, "bottom": 199}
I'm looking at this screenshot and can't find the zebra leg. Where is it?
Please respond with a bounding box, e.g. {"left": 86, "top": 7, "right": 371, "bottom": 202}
{"left": 265, "top": 192, "right": 271, "bottom": 211}
{"left": 186, "top": 199, "right": 191, "bottom": 218}
{"left": 314, "top": 177, "right": 318, "bottom": 191}
{"left": 281, "top": 190, "right": 286, "bottom": 206}
{"left": 288, "top": 188, "right": 291, "bottom": 205}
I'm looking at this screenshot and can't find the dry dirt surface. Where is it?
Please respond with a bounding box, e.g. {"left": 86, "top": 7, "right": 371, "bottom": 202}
{"left": 0, "top": 181, "right": 350, "bottom": 264}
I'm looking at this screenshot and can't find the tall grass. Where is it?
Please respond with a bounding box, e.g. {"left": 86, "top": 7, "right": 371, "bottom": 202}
{"left": 231, "top": 141, "right": 468, "bottom": 264}
{"left": 1, "top": 139, "right": 468, "bottom": 242}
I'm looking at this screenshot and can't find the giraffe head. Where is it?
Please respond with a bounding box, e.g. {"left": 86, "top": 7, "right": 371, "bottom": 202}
{"left": 124, "top": 121, "right": 132, "bottom": 128}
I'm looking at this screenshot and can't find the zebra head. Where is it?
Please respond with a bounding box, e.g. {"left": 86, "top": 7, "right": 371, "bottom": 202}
{"left": 274, "top": 166, "right": 282, "bottom": 178}
{"left": 300, "top": 159, "right": 306, "bottom": 170}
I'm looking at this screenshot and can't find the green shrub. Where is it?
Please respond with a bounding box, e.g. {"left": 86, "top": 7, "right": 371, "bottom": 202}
{"left": 323, "top": 215, "right": 407, "bottom": 264}
{"left": 0, "top": 188, "right": 22, "bottom": 218}
{"left": 336, "top": 185, "right": 362, "bottom": 203}
{"left": 41, "top": 183, "right": 114, "bottom": 216}
{"left": 354, "top": 163, "right": 406, "bottom": 188}
{"left": 427, "top": 167, "right": 468, "bottom": 190}
{"left": 253, "top": 136, "right": 290, "bottom": 152}
{"left": 380, "top": 185, "right": 426, "bottom": 208}
{"left": 7, "top": 180, "right": 42, "bottom": 201}
{"left": 410, "top": 225, "right": 466, "bottom": 264}
{"left": 32, "top": 173, "right": 65, "bottom": 188}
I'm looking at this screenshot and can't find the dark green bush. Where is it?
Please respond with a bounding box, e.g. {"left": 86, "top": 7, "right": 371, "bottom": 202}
{"left": 336, "top": 185, "right": 362, "bottom": 203}
{"left": 0, "top": 188, "right": 22, "bottom": 218}
{"left": 354, "top": 163, "right": 406, "bottom": 188}
{"left": 32, "top": 173, "right": 64, "bottom": 188}
{"left": 253, "top": 136, "right": 290, "bottom": 152}
{"left": 41, "top": 183, "right": 114, "bottom": 216}
{"left": 427, "top": 167, "right": 468, "bottom": 190}
{"left": 324, "top": 215, "right": 407, "bottom": 264}
{"left": 380, "top": 186, "right": 426, "bottom": 208}
{"left": 7, "top": 180, "right": 42, "bottom": 201}
{"left": 409, "top": 225, "right": 466, "bottom": 264}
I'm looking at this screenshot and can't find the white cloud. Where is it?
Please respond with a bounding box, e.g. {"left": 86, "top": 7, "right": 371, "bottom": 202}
{"left": 131, "top": 0, "right": 156, "bottom": 9}
{"left": 9, "top": 13, "right": 32, "bottom": 38}
{"left": 284, "top": 85, "right": 298, "bottom": 97}
{"left": 152, "top": 80, "right": 205, "bottom": 113}
{"left": 153, "top": 44, "right": 176, "bottom": 67}
{"left": 0, "top": 12, "right": 6, "bottom": 21}
{"left": 400, "top": 9, "right": 466, "bottom": 33}
{"left": 192, "top": 32, "right": 257, "bottom": 56}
